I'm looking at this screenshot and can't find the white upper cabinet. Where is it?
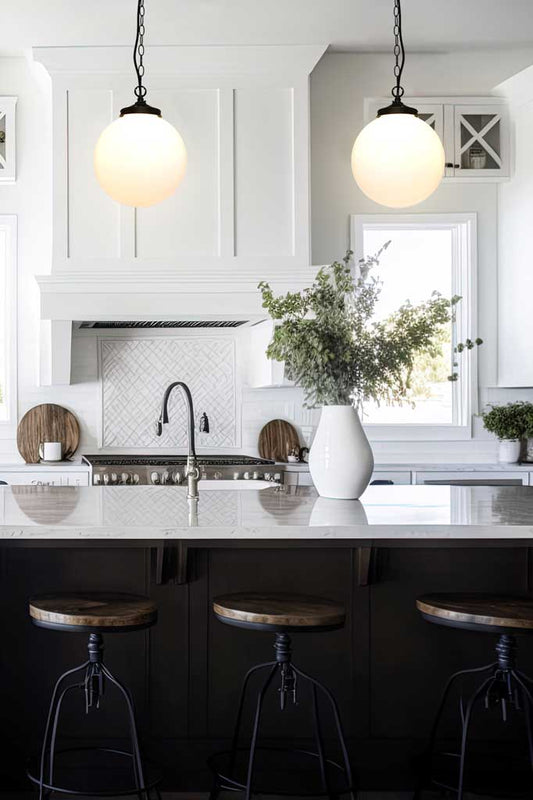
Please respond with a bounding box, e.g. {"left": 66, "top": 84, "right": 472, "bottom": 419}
{"left": 34, "top": 46, "right": 326, "bottom": 278}
{"left": 365, "top": 96, "right": 510, "bottom": 182}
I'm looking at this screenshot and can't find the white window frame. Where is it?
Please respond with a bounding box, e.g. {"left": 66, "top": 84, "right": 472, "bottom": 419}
{"left": 350, "top": 212, "right": 478, "bottom": 441}
{"left": 0, "top": 216, "right": 17, "bottom": 434}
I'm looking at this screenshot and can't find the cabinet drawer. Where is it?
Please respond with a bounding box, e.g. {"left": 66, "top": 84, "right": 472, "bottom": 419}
{"left": 0, "top": 471, "right": 90, "bottom": 486}
{"left": 414, "top": 471, "right": 527, "bottom": 486}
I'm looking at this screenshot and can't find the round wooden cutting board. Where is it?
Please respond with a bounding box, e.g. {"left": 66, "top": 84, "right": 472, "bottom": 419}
{"left": 17, "top": 404, "right": 80, "bottom": 464}
{"left": 258, "top": 419, "right": 300, "bottom": 463}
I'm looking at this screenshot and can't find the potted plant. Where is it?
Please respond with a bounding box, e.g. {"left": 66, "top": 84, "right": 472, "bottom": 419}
{"left": 481, "top": 402, "right": 533, "bottom": 463}
{"left": 259, "top": 248, "right": 481, "bottom": 499}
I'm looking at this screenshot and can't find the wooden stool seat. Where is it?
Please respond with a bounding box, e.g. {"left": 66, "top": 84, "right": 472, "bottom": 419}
{"left": 213, "top": 592, "right": 345, "bottom": 632}
{"left": 29, "top": 592, "right": 157, "bottom": 632}
{"left": 417, "top": 592, "right": 533, "bottom": 633}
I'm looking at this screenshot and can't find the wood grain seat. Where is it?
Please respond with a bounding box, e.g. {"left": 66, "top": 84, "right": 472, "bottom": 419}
{"left": 29, "top": 592, "right": 157, "bottom": 632}
{"left": 213, "top": 592, "right": 345, "bottom": 632}
{"left": 417, "top": 593, "right": 533, "bottom": 634}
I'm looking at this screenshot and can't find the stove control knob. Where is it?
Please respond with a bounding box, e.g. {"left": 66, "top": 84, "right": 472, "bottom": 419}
{"left": 103, "top": 474, "right": 110, "bottom": 486}
{"left": 264, "top": 472, "right": 271, "bottom": 481}
{"left": 161, "top": 470, "right": 171, "bottom": 485}
{"left": 243, "top": 471, "right": 251, "bottom": 480}
{"left": 132, "top": 474, "right": 140, "bottom": 485}
{"left": 150, "top": 471, "right": 161, "bottom": 485}
{"left": 93, "top": 474, "right": 101, "bottom": 485}
{"left": 274, "top": 473, "right": 281, "bottom": 483}
{"left": 110, "top": 473, "right": 118, "bottom": 485}
{"left": 121, "top": 472, "right": 130, "bottom": 485}
{"left": 172, "top": 471, "right": 182, "bottom": 485}
{"left": 233, "top": 471, "right": 240, "bottom": 480}
{"left": 213, "top": 471, "right": 222, "bottom": 480}
{"left": 252, "top": 471, "right": 262, "bottom": 480}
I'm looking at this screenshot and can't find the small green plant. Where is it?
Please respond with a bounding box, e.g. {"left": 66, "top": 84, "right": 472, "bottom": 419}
{"left": 259, "top": 248, "right": 481, "bottom": 409}
{"left": 480, "top": 402, "right": 533, "bottom": 441}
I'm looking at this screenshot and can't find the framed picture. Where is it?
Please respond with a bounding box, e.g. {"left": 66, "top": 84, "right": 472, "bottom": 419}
{"left": 0, "top": 97, "right": 17, "bottom": 183}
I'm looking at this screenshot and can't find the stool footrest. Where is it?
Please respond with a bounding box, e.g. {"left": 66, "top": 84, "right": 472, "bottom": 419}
{"left": 27, "top": 747, "right": 162, "bottom": 797}
{"left": 209, "top": 746, "right": 354, "bottom": 798}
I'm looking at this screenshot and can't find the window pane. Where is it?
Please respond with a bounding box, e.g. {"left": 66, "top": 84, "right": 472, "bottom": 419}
{"left": 361, "top": 227, "right": 454, "bottom": 425}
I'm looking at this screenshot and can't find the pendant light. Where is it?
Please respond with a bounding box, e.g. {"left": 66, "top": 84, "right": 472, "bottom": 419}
{"left": 94, "top": 0, "right": 187, "bottom": 207}
{"left": 351, "top": 0, "right": 444, "bottom": 208}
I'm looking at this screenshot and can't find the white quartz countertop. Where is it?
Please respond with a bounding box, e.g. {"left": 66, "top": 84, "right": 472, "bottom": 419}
{"left": 0, "top": 484, "right": 533, "bottom": 541}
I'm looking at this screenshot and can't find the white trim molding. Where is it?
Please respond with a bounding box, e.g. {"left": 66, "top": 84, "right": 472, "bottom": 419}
{"left": 350, "top": 212, "right": 478, "bottom": 442}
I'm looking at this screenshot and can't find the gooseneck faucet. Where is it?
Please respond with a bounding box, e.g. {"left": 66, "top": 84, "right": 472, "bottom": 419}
{"left": 156, "top": 382, "right": 200, "bottom": 499}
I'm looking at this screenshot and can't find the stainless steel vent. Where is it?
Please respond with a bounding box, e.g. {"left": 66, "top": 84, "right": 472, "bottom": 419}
{"left": 79, "top": 320, "right": 248, "bottom": 329}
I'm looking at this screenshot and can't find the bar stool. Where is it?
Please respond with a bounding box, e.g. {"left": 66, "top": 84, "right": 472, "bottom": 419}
{"left": 416, "top": 592, "right": 533, "bottom": 800}
{"left": 208, "top": 592, "right": 355, "bottom": 800}
{"left": 27, "top": 592, "right": 160, "bottom": 800}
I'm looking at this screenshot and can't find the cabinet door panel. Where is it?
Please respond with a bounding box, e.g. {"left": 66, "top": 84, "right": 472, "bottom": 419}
{"left": 67, "top": 89, "right": 121, "bottom": 259}
{"left": 234, "top": 88, "right": 294, "bottom": 257}
{"left": 136, "top": 89, "right": 221, "bottom": 259}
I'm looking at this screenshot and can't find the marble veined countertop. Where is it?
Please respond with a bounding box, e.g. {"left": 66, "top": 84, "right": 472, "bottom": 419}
{"left": 0, "top": 484, "right": 532, "bottom": 541}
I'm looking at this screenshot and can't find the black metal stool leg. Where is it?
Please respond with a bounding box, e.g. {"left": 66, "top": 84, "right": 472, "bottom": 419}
{"left": 311, "top": 682, "right": 332, "bottom": 799}
{"left": 244, "top": 664, "right": 279, "bottom": 800}
{"left": 293, "top": 664, "right": 355, "bottom": 800}
{"left": 48, "top": 682, "right": 84, "bottom": 789}
{"left": 102, "top": 663, "right": 149, "bottom": 800}
{"left": 37, "top": 660, "right": 90, "bottom": 800}
{"left": 229, "top": 661, "right": 278, "bottom": 774}
{"left": 412, "top": 661, "right": 497, "bottom": 800}
{"left": 457, "top": 674, "right": 496, "bottom": 800}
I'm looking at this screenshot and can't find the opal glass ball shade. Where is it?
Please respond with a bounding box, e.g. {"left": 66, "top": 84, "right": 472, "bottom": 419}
{"left": 94, "top": 112, "right": 187, "bottom": 207}
{"left": 351, "top": 112, "right": 445, "bottom": 208}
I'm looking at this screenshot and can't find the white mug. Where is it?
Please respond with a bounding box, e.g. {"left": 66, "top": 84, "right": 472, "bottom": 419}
{"left": 39, "top": 442, "right": 62, "bottom": 462}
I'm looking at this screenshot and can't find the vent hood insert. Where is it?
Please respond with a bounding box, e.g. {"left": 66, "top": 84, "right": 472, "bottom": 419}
{"left": 79, "top": 320, "right": 249, "bottom": 329}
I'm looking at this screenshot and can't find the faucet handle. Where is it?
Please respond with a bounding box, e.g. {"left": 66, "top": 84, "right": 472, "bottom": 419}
{"left": 155, "top": 418, "right": 163, "bottom": 436}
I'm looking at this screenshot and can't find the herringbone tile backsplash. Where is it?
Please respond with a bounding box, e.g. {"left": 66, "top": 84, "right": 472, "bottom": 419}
{"left": 100, "top": 337, "right": 238, "bottom": 448}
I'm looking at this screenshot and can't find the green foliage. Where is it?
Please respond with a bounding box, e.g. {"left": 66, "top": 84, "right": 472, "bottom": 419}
{"left": 259, "top": 247, "right": 481, "bottom": 408}
{"left": 481, "top": 401, "right": 533, "bottom": 441}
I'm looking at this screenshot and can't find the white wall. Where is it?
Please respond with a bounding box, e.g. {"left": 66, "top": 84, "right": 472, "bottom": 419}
{"left": 3, "top": 49, "right": 533, "bottom": 464}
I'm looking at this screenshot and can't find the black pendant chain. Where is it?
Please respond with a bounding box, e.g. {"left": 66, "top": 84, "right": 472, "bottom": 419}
{"left": 120, "top": 0, "right": 161, "bottom": 116}
{"left": 133, "top": 0, "right": 147, "bottom": 103}
{"left": 391, "top": 0, "right": 405, "bottom": 102}
{"left": 377, "top": 0, "right": 417, "bottom": 117}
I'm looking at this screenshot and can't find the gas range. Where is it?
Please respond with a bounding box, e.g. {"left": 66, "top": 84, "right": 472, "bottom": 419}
{"left": 82, "top": 454, "right": 279, "bottom": 486}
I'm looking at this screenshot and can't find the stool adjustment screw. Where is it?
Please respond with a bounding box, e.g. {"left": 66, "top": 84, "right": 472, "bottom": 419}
{"left": 85, "top": 633, "right": 105, "bottom": 711}
{"left": 274, "top": 634, "right": 297, "bottom": 709}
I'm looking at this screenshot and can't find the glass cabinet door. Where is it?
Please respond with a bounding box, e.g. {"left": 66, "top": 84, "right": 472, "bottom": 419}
{"left": 454, "top": 105, "right": 509, "bottom": 178}
{"left": 415, "top": 104, "right": 444, "bottom": 141}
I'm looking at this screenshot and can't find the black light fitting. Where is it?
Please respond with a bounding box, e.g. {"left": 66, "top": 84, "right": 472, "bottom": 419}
{"left": 120, "top": 0, "right": 161, "bottom": 117}
{"left": 377, "top": 0, "right": 418, "bottom": 118}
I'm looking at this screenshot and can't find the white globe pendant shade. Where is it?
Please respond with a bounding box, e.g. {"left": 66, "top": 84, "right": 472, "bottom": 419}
{"left": 94, "top": 112, "right": 187, "bottom": 207}
{"left": 351, "top": 112, "right": 445, "bottom": 208}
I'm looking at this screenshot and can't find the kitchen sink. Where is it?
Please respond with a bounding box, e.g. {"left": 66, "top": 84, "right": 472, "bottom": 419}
{"left": 197, "top": 480, "right": 274, "bottom": 491}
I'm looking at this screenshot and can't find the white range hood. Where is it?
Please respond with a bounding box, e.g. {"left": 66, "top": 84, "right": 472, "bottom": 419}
{"left": 34, "top": 44, "right": 326, "bottom": 384}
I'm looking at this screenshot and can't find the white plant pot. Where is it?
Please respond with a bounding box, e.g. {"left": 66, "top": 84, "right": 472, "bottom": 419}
{"left": 498, "top": 438, "right": 521, "bottom": 464}
{"left": 309, "top": 405, "right": 374, "bottom": 499}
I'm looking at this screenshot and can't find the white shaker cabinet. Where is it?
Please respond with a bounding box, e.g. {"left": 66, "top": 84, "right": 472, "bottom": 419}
{"left": 365, "top": 96, "right": 510, "bottom": 182}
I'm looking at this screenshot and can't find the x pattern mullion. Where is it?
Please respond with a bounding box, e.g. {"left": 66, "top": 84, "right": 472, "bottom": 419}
{"left": 459, "top": 114, "right": 502, "bottom": 167}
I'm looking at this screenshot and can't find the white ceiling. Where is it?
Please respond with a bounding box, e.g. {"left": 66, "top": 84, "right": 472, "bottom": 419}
{"left": 1, "top": 0, "right": 533, "bottom": 56}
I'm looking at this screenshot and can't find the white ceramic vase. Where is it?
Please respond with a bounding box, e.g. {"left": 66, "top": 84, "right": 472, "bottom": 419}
{"left": 498, "top": 438, "right": 521, "bottom": 464}
{"left": 309, "top": 405, "right": 374, "bottom": 499}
